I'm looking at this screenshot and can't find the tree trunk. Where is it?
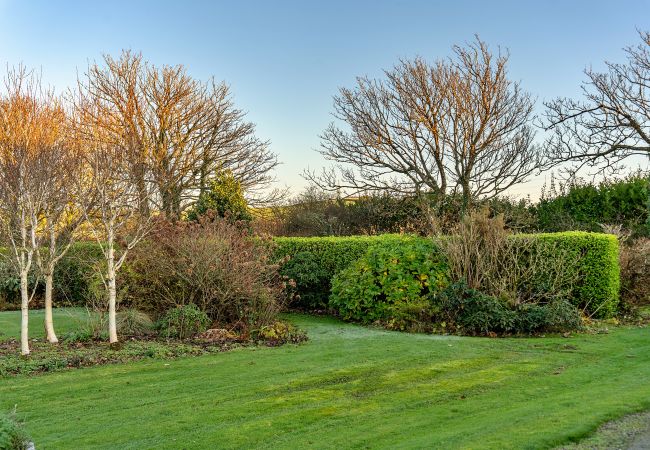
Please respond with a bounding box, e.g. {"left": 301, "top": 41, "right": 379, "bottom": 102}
{"left": 107, "top": 242, "right": 118, "bottom": 343}
{"left": 44, "top": 270, "right": 58, "bottom": 344}
{"left": 20, "top": 270, "right": 30, "bottom": 356}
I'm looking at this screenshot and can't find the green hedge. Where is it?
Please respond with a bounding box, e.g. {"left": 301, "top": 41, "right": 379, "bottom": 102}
{"left": 276, "top": 232, "right": 620, "bottom": 318}
{"left": 512, "top": 232, "right": 620, "bottom": 318}
{"left": 273, "top": 236, "right": 383, "bottom": 308}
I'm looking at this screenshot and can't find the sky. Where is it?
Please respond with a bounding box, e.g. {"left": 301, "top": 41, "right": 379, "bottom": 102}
{"left": 0, "top": 0, "right": 648, "bottom": 199}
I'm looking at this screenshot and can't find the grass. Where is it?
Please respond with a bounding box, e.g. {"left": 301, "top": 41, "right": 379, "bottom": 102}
{"left": 557, "top": 411, "right": 650, "bottom": 449}
{"left": 0, "top": 307, "right": 89, "bottom": 342}
{"left": 0, "top": 311, "right": 649, "bottom": 449}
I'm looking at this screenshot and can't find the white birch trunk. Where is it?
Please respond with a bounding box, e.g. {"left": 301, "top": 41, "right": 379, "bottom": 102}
{"left": 44, "top": 270, "right": 58, "bottom": 344}
{"left": 107, "top": 237, "right": 118, "bottom": 343}
{"left": 20, "top": 269, "right": 30, "bottom": 355}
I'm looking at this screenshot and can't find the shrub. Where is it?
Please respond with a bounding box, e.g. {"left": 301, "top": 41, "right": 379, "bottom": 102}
{"left": 157, "top": 304, "right": 210, "bottom": 339}
{"left": 439, "top": 208, "right": 619, "bottom": 318}
{"left": 126, "top": 215, "right": 286, "bottom": 333}
{"left": 436, "top": 281, "right": 517, "bottom": 334}
{"left": 439, "top": 208, "right": 579, "bottom": 307}
{"left": 274, "top": 235, "right": 378, "bottom": 308}
{"left": 186, "top": 169, "right": 252, "bottom": 222}
{"left": 329, "top": 236, "right": 448, "bottom": 325}
{"left": 535, "top": 173, "right": 649, "bottom": 236}
{"left": 278, "top": 251, "right": 330, "bottom": 308}
{"left": 256, "top": 321, "right": 308, "bottom": 346}
{"left": 0, "top": 411, "right": 29, "bottom": 450}
{"left": 619, "top": 238, "right": 650, "bottom": 314}
{"left": 62, "top": 310, "right": 108, "bottom": 343}
{"left": 116, "top": 309, "right": 155, "bottom": 337}
{"left": 436, "top": 281, "right": 582, "bottom": 335}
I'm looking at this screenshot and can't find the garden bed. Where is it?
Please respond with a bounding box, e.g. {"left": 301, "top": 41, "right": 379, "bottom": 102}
{"left": 0, "top": 330, "right": 307, "bottom": 377}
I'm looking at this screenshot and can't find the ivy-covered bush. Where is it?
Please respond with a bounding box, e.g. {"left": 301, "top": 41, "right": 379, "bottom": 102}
{"left": 329, "top": 236, "right": 449, "bottom": 326}
{"left": 186, "top": 169, "right": 252, "bottom": 222}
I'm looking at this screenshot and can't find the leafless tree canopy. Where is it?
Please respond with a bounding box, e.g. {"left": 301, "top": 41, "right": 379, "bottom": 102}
{"left": 73, "top": 50, "right": 279, "bottom": 218}
{"left": 307, "top": 37, "right": 539, "bottom": 203}
{"left": 543, "top": 31, "right": 650, "bottom": 175}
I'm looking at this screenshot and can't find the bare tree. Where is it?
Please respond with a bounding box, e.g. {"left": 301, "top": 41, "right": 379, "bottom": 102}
{"left": 71, "top": 96, "right": 154, "bottom": 344}
{"left": 76, "top": 50, "right": 280, "bottom": 218}
{"left": 543, "top": 31, "right": 650, "bottom": 174}
{"left": 307, "top": 37, "right": 539, "bottom": 205}
{"left": 36, "top": 119, "right": 87, "bottom": 344}
{"left": 0, "top": 66, "right": 57, "bottom": 355}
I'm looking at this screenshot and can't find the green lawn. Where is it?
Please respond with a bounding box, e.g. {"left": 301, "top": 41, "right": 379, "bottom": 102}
{"left": 0, "top": 307, "right": 89, "bottom": 342}
{"left": 0, "top": 311, "right": 649, "bottom": 449}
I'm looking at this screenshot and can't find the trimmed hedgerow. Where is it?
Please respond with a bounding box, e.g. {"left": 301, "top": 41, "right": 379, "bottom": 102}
{"left": 274, "top": 236, "right": 381, "bottom": 308}
{"left": 511, "top": 232, "right": 620, "bottom": 318}
{"left": 0, "top": 232, "right": 620, "bottom": 322}
{"left": 277, "top": 232, "right": 620, "bottom": 319}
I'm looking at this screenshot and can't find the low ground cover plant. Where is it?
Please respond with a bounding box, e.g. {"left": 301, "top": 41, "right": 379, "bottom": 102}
{"left": 0, "top": 315, "right": 307, "bottom": 377}
{"left": 0, "top": 410, "right": 29, "bottom": 450}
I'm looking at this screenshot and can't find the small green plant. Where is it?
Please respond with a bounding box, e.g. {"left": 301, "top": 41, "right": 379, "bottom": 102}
{"left": 116, "top": 309, "right": 155, "bottom": 337}
{"left": 0, "top": 410, "right": 30, "bottom": 450}
{"left": 256, "top": 321, "right": 308, "bottom": 345}
{"left": 157, "top": 304, "right": 210, "bottom": 339}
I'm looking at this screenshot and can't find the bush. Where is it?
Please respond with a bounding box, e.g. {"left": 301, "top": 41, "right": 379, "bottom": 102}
{"left": 436, "top": 281, "right": 517, "bottom": 334}
{"left": 619, "top": 238, "right": 650, "bottom": 314}
{"left": 439, "top": 208, "right": 619, "bottom": 318}
{"left": 116, "top": 309, "right": 155, "bottom": 337}
{"left": 436, "top": 281, "right": 582, "bottom": 335}
{"left": 274, "top": 235, "right": 379, "bottom": 308}
{"left": 278, "top": 251, "right": 330, "bottom": 308}
{"left": 256, "top": 321, "right": 309, "bottom": 346}
{"left": 157, "top": 304, "right": 210, "bottom": 339}
{"left": 0, "top": 411, "right": 29, "bottom": 450}
{"left": 126, "top": 216, "right": 286, "bottom": 333}
{"left": 329, "top": 236, "right": 449, "bottom": 326}
{"left": 535, "top": 173, "right": 649, "bottom": 236}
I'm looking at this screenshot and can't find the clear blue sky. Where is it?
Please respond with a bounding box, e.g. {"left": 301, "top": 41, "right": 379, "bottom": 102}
{"left": 1, "top": 0, "right": 648, "bottom": 197}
